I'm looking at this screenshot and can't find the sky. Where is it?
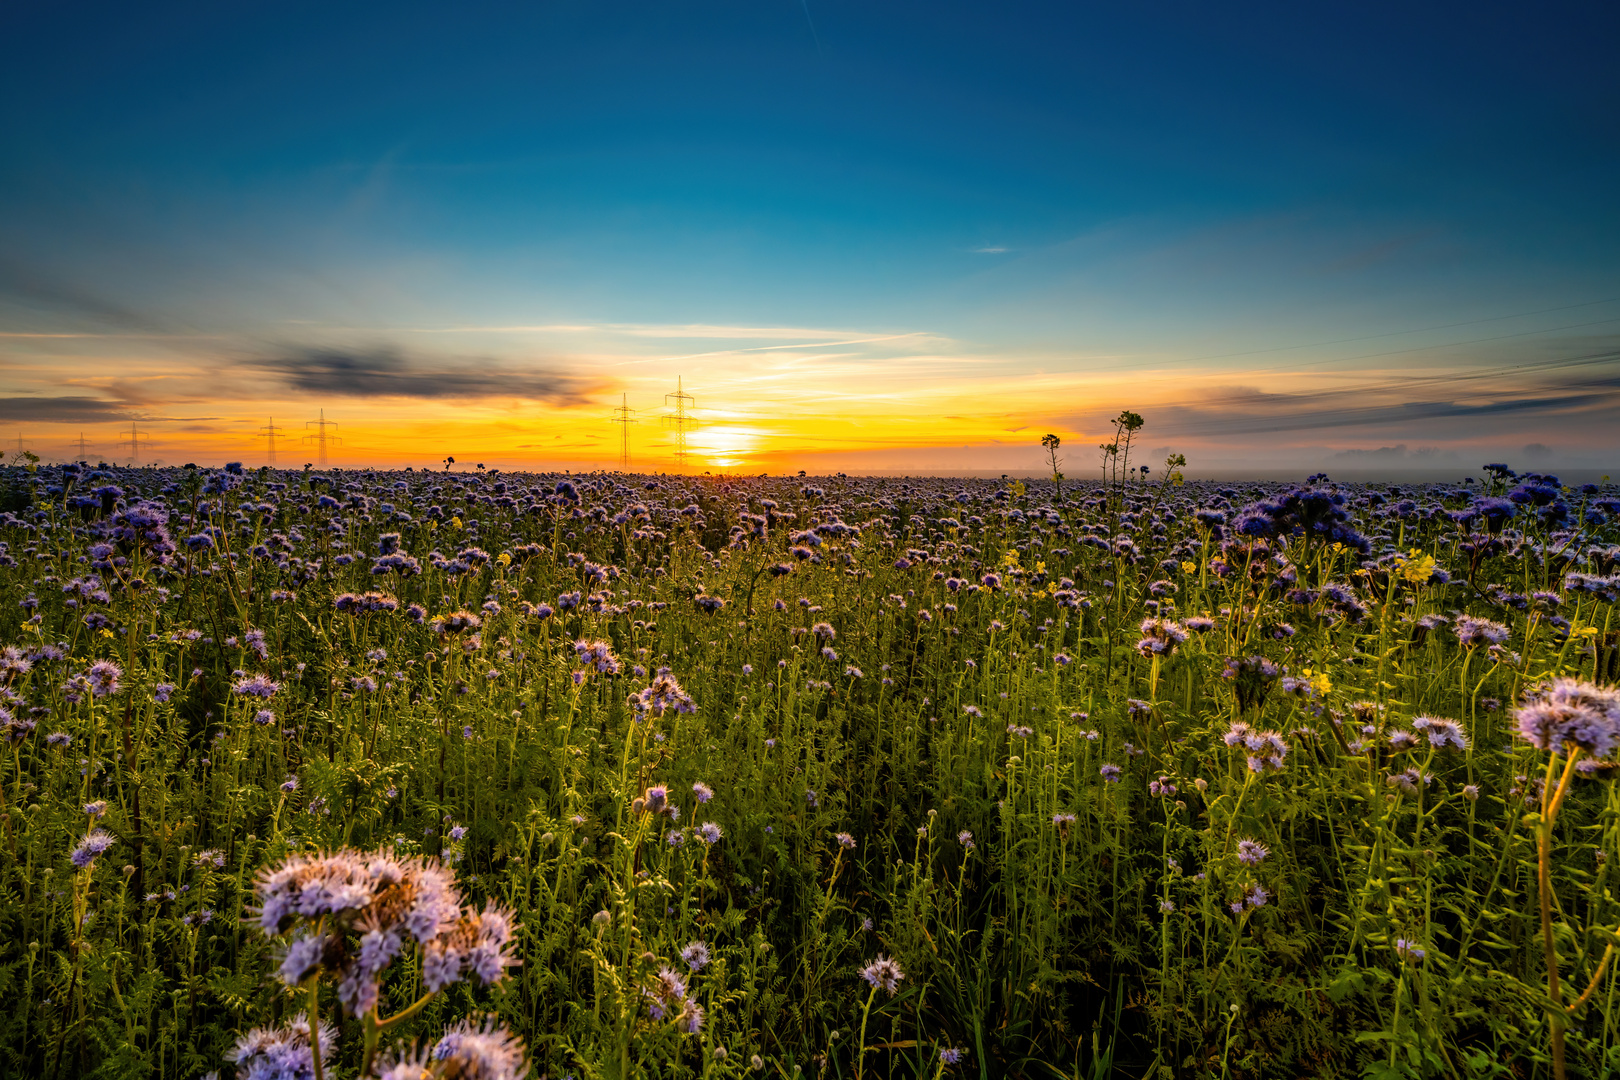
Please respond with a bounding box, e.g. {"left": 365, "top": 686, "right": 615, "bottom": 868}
{"left": 2, "top": 0, "right": 1618, "bottom": 478}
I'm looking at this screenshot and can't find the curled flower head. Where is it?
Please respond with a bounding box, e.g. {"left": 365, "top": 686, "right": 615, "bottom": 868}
{"left": 1411, "top": 715, "right": 1469, "bottom": 752}
{"left": 630, "top": 671, "right": 696, "bottom": 718}
{"left": 1454, "top": 615, "right": 1510, "bottom": 649}
{"left": 1135, "top": 617, "right": 1188, "bottom": 657}
{"left": 1227, "top": 720, "right": 1289, "bottom": 773}
{"left": 230, "top": 1012, "right": 337, "bottom": 1079}
{"left": 1387, "top": 729, "right": 1419, "bottom": 752}
{"left": 279, "top": 931, "right": 329, "bottom": 986}
{"left": 231, "top": 674, "right": 280, "bottom": 699}
{"left": 430, "top": 1014, "right": 531, "bottom": 1079}
{"left": 643, "top": 964, "right": 693, "bottom": 1022}
{"left": 252, "top": 847, "right": 518, "bottom": 1017}
{"left": 574, "top": 638, "right": 623, "bottom": 675}
{"left": 681, "top": 941, "right": 711, "bottom": 971}
{"left": 640, "top": 784, "right": 671, "bottom": 816}
{"left": 1386, "top": 767, "right": 1432, "bottom": 796}
{"left": 423, "top": 900, "right": 520, "bottom": 995}
{"left": 71, "top": 828, "right": 116, "bottom": 870}
{"left": 1515, "top": 678, "right": 1620, "bottom": 758}
{"left": 85, "top": 659, "right": 122, "bottom": 698}
{"left": 1236, "top": 839, "right": 1269, "bottom": 866}
{"left": 859, "top": 954, "right": 905, "bottom": 996}
{"left": 432, "top": 611, "right": 483, "bottom": 635}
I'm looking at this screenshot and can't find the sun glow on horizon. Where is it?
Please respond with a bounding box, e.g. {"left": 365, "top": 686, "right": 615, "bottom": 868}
{"left": 681, "top": 424, "right": 773, "bottom": 469}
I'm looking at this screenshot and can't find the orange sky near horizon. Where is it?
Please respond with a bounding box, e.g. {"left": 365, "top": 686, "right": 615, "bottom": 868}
{"left": 6, "top": 314, "right": 1617, "bottom": 477}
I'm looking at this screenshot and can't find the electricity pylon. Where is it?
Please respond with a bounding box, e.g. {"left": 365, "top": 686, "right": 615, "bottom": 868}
{"left": 609, "top": 394, "right": 637, "bottom": 471}
{"left": 259, "top": 417, "right": 285, "bottom": 468}
{"left": 303, "top": 409, "right": 341, "bottom": 468}
{"left": 663, "top": 377, "right": 696, "bottom": 471}
{"left": 75, "top": 432, "right": 93, "bottom": 461}
{"left": 122, "top": 422, "right": 153, "bottom": 466}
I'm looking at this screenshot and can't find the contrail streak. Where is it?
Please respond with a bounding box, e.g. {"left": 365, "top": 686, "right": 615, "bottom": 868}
{"left": 801, "top": 0, "right": 822, "bottom": 53}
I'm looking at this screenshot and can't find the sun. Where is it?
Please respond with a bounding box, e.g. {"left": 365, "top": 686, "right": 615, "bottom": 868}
{"left": 684, "top": 425, "right": 769, "bottom": 469}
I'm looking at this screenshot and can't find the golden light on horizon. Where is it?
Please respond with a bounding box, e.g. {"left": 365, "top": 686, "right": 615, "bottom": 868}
{"left": 682, "top": 424, "right": 771, "bottom": 469}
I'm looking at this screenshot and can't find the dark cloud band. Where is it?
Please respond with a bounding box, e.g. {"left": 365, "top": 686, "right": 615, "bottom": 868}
{"left": 254, "top": 345, "right": 603, "bottom": 405}
{"left": 0, "top": 397, "right": 130, "bottom": 423}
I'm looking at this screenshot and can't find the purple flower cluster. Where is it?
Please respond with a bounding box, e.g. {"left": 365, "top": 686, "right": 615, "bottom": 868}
{"left": 1135, "top": 617, "right": 1188, "bottom": 657}
{"left": 644, "top": 964, "right": 706, "bottom": 1032}
{"left": 1515, "top": 678, "right": 1620, "bottom": 757}
{"left": 1411, "top": 715, "right": 1468, "bottom": 752}
{"left": 860, "top": 954, "right": 905, "bottom": 996}
{"left": 1225, "top": 720, "right": 1289, "bottom": 773}
{"left": 628, "top": 670, "right": 696, "bottom": 718}
{"left": 253, "top": 848, "right": 518, "bottom": 1017}
{"left": 573, "top": 638, "right": 623, "bottom": 675}
{"left": 373, "top": 1015, "right": 531, "bottom": 1080}
{"left": 228, "top": 1012, "right": 337, "bottom": 1080}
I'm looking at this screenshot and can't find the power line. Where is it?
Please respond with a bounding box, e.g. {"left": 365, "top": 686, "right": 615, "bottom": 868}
{"left": 302, "top": 409, "right": 341, "bottom": 468}
{"left": 259, "top": 417, "right": 285, "bottom": 468}
{"left": 122, "top": 422, "right": 153, "bottom": 467}
{"left": 609, "top": 394, "right": 637, "bottom": 471}
{"left": 663, "top": 377, "right": 696, "bottom": 471}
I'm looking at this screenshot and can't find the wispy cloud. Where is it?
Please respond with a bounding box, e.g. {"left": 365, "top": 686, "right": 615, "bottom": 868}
{"left": 1144, "top": 357, "right": 1620, "bottom": 439}
{"left": 619, "top": 332, "right": 941, "bottom": 367}
{"left": 1332, "top": 444, "right": 1458, "bottom": 462}
{"left": 392, "top": 323, "right": 910, "bottom": 341}
{"left": 971, "top": 247, "right": 1009, "bottom": 254}
{"left": 0, "top": 258, "right": 174, "bottom": 335}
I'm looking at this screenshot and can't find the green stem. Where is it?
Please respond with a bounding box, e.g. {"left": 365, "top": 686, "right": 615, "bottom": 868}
{"left": 307, "top": 974, "right": 326, "bottom": 1080}
{"left": 855, "top": 985, "right": 878, "bottom": 1080}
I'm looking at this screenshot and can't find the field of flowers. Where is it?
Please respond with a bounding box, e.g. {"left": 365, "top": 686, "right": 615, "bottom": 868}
{"left": 2, "top": 455, "right": 1620, "bottom": 1079}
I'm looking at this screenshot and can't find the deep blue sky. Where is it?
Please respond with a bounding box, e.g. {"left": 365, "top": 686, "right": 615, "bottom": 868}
{"left": 2, "top": 0, "right": 1618, "bottom": 472}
